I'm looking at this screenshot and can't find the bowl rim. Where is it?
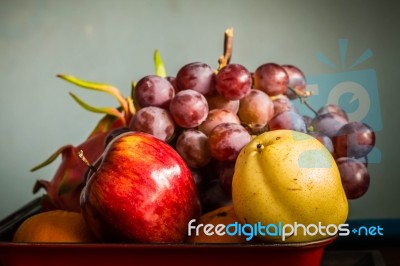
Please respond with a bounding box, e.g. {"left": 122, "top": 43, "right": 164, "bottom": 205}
{"left": 0, "top": 235, "right": 337, "bottom": 250}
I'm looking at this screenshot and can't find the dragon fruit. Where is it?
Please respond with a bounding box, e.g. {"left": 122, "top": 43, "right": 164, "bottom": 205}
{"left": 32, "top": 131, "right": 108, "bottom": 211}
{"left": 31, "top": 50, "right": 168, "bottom": 211}
{"left": 31, "top": 74, "right": 134, "bottom": 211}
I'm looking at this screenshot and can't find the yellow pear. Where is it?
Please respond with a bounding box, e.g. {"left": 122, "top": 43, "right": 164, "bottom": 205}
{"left": 232, "top": 130, "right": 348, "bottom": 242}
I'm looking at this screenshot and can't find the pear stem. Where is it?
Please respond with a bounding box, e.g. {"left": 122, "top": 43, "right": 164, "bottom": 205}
{"left": 78, "top": 150, "right": 97, "bottom": 172}
{"left": 218, "top": 27, "right": 234, "bottom": 70}
{"left": 256, "top": 143, "right": 264, "bottom": 154}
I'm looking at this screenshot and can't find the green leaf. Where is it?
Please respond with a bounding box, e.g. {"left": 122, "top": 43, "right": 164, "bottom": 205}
{"left": 154, "top": 49, "right": 167, "bottom": 77}
{"left": 69, "top": 92, "right": 125, "bottom": 123}
{"left": 30, "top": 145, "right": 74, "bottom": 172}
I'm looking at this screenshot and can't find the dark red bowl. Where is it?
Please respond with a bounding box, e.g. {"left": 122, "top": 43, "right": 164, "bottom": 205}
{"left": 0, "top": 198, "right": 336, "bottom": 266}
{"left": 0, "top": 237, "right": 336, "bottom": 266}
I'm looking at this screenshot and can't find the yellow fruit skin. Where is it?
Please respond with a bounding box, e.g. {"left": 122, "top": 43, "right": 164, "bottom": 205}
{"left": 232, "top": 130, "right": 348, "bottom": 243}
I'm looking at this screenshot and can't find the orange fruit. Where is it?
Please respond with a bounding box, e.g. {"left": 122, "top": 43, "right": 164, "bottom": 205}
{"left": 12, "top": 210, "right": 97, "bottom": 243}
{"left": 186, "top": 205, "right": 247, "bottom": 243}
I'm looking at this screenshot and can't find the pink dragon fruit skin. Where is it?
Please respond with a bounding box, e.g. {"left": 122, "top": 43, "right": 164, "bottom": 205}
{"left": 30, "top": 72, "right": 137, "bottom": 211}
{"left": 33, "top": 131, "right": 110, "bottom": 212}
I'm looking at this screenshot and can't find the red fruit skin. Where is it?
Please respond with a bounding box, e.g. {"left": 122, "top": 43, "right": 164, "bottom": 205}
{"left": 254, "top": 63, "right": 289, "bottom": 96}
{"left": 80, "top": 132, "right": 201, "bottom": 243}
{"left": 34, "top": 131, "right": 110, "bottom": 212}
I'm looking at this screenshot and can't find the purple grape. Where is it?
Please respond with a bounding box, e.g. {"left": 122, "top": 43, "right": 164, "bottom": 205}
{"left": 176, "top": 129, "right": 211, "bottom": 168}
{"left": 206, "top": 93, "right": 240, "bottom": 114}
{"left": 169, "top": 89, "right": 209, "bottom": 128}
{"left": 253, "top": 63, "right": 289, "bottom": 96}
{"left": 333, "top": 121, "right": 375, "bottom": 158}
{"left": 311, "top": 113, "right": 348, "bottom": 138}
{"left": 166, "top": 76, "right": 178, "bottom": 93}
{"left": 176, "top": 62, "right": 215, "bottom": 96}
{"left": 208, "top": 123, "right": 252, "bottom": 162}
{"left": 238, "top": 89, "right": 274, "bottom": 130}
{"left": 190, "top": 168, "right": 206, "bottom": 194}
{"left": 201, "top": 179, "right": 232, "bottom": 213}
{"left": 218, "top": 161, "right": 235, "bottom": 195}
{"left": 272, "top": 94, "right": 297, "bottom": 115}
{"left": 215, "top": 64, "right": 252, "bottom": 100}
{"left": 336, "top": 157, "right": 370, "bottom": 199}
{"left": 308, "top": 131, "right": 334, "bottom": 154}
{"left": 134, "top": 75, "right": 175, "bottom": 109}
{"left": 267, "top": 111, "right": 307, "bottom": 133}
{"left": 317, "top": 104, "right": 349, "bottom": 121}
{"left": 198, "top": 108, "right": 241, "bottom": 136}
{"left": 281, "top": 64, "right": 307, "bottom": 100}
{"left": 356, "top": 156, "right": 368, "bottom": 167}
{"left": 129, "top": 106, "right": 175, "bottom": 142}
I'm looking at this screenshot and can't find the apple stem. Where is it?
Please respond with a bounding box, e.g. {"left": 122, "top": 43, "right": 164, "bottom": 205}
{"left": 218, "top": 27, "right": 234, "bottom": 70}
{"left": 287, "top": 86, "right": 318, "bottom": 116}
{"left": 78, "top": 150, "right": 97, "bottom": 172}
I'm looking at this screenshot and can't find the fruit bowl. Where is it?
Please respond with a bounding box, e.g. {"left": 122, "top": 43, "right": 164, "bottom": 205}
{"left": 0, "top": 198, "right": 336, "bottom": 266}
{"left": 0, "top": 239, "right": 336, "bottom": 266}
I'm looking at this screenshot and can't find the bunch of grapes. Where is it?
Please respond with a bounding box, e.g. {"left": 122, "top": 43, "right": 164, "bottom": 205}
{"left": 112, "top": 31, "right": 375, "bottom": 212}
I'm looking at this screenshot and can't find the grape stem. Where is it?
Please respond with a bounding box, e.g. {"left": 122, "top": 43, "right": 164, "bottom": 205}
{"left": 218, "top": 27, "right": 234, "bottom": 70}
{"left": 287, "top": 86, "right": 318, "bottom": 116}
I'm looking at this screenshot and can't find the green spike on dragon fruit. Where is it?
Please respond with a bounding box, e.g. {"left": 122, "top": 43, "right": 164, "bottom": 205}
{"left": 31, "top": 49, "right": 166, "bottom": 211}
{"left": 31, "top": 75, "right": 130, "bottom": 211}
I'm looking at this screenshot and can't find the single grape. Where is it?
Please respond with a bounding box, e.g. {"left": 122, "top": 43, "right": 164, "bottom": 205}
{"left": 169, "top": 89, "right": 209, "bottom": 128}
{"left": 134, "top": 75, "right": 175, "bottom": 109}
{"left": 201, "top": 179, "right": 232, "bottom": 213}
{"left": 311, "top": 113, "right": 348, "bottom": 138}
{"left": 129, "top": 106, "right": 175, "bottom": 142}
{"left": 253, "top": 63, "right": 289, "bottom": 96}
{"left": 308, "top": 131, "right": 334, "bottom": 154}
{"left": 166, "top": 76, "right": 178, "bottom": 93}
{"left": 336, "top": 157, "right": 370, "bottom": 199}
{"left": 206, "top": 93, "right": 240, "bottom": 114}
{"left": 198, "top": 158, "right": 220, "bottom": 184}
{"left": 267, "top": 111, "right": 307, "bottom": 133}
{"left": 215, "top": 64, "right": 252, "bottom": 100}
{"left": 355, "top": 156, "right": 368, "bottom": 167}
{"left": 272, "top": 94, "right": 296, "bottom": 115}
{"left": 218, "top": 161, "right": 235, "bottom": 195}
{"left": 190, "top": 168, "right": 206, "bottom": 194}
{"left": 333, "top": 121, "right": 375, "bottom": 158}
{"left": 198, "top": 108, "right": 241, "bottom": 136}
{"left": 176, "top": 62, "right": 215, "bottom": 96}
{"left": 176, "top": 129, "right": 211, "bottom": 168}
{"left": 281, "top": 64, "right": 307, "bottom": 100}
{"left": 317, "top": 104, "right": 349, "bottom": 121}
{"left": 238, "top": 89, "right": 274, "bottom": 130}
{"left": 208, "top": 123, "right": 252, "bottom": 162}
{"left": 104, "top": 127, "right": 133, "bottom": 148}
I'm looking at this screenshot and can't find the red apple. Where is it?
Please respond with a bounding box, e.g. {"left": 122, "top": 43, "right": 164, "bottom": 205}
{"left": 80, "top": 132, "right": 201, "bottom": 243}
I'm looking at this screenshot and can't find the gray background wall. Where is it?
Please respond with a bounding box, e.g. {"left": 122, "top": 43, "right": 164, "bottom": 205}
{"left": 1, "top": 0, "right": 399, "bottom": 220}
